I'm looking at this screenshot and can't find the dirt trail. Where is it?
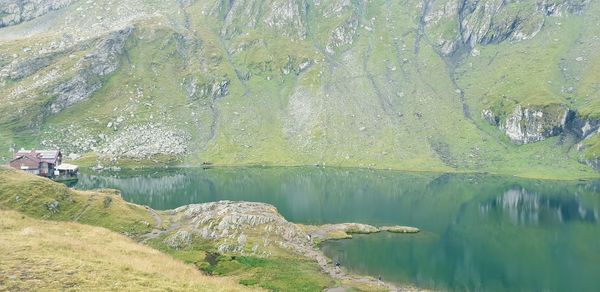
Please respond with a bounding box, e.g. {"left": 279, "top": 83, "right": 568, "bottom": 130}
{"left": 139, "top": 207, "right": 175, "bottom": 243}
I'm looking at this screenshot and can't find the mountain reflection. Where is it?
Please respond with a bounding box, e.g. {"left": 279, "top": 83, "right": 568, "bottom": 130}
{"left": 79, "top": 173, "right": 188, "bottom": 194}
{"left": 480, "top": 187, "right": 598, "bottom": 225}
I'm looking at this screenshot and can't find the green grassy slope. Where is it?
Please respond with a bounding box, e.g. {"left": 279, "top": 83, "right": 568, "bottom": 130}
{"left": 455, "top": 0, "right": 600, "bottom": 169}
{"left": 0, "top": 0, "right": 599, "bottom": 179}
{"left": 0, "top": 167, "right": 153, "bottom": 236}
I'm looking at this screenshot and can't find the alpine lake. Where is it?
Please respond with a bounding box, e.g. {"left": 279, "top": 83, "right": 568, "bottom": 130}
{"left": 74, "top": 167, "right": 600, "bottom": 291}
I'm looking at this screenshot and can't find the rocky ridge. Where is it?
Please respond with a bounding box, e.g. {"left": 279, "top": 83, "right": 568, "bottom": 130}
{"left": 157, "top": 201, "right": 421, "bottom": 291}
{"left": 214, "top": 0, "right": 309, "bottom": 40}
{"left": 426, "top": 0, "right": 589, "bottom": 56}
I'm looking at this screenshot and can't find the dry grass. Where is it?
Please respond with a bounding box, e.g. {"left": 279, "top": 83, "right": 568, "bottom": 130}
{"left": 0, "top": 210, "right": 257, "bottom": 291}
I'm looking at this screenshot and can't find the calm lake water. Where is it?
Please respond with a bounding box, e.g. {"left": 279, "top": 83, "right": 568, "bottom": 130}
{"left": 74, "top": 167, "right": 600, "bottom": 291}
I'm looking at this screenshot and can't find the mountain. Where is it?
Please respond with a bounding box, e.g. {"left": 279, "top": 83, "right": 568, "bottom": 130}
{"left": 0, "top": 0, "right": 599, "bottom": 179}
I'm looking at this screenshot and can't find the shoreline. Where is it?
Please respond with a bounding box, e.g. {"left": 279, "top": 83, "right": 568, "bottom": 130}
{"left": 76, "top": 161, "right": 600, "bottom": 182}
{"left": 302, "top": 223, "right": 422, "bottom": 291}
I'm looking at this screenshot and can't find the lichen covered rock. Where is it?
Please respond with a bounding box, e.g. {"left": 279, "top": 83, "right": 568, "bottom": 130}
{"left": 163, "top": 230, "right": 193, "bottom": 249}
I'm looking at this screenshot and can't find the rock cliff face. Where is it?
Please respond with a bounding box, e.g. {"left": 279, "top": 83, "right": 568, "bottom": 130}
{"left": 0, "top": 0, "right": 74, "bottom": 27}
{"left": 567, "top": 115, "right": 600, "bottom": 170}
{"left": 214, "top": 0, "right": 308, "bottom": 39}
{"left": 49, "top": 28, "right": 132, "bottom": 114}
{"left": 426, "top": 0, "right": 589, "bottom": 56}
{"left": 483, "top": 105, "right": 570, "bottom": 144}
{"left": 567, "top": 115, "right": 600, "bottom": 139}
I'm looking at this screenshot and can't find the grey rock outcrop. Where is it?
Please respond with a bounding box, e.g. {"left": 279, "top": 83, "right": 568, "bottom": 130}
{"left": 214, "top": 0, "right": 308, "bottom": 39}
{"left": 426, "top": 0, "right": 589, "bottom": 56}
{"left": 168, "top": 201, "right": 308, "bottom": 255}
{"left": 584, "top": 156, "right": 600, "bottom": 172}
{"left": 166, "top": 201, "right": 419, "bottom": 256}
{"left": 565, "top": 114, "right": 600, "bottom": 170}
{"left": 319, "top": 0, "right": 352, "bottom": 18}
{"left": 49, "top": 28, "right": 132, "bottom": 114}
{"left": 0, "top": 0, "right": 74, "bottom": 27}
{"left": 484, "top": 104, "right": 570, "bottom": 144}
{"left": 6, "top": 54, "right": 54, "bottom": 80}
{"left": 164, "top": 230, "right": 193, "bottom": 249}
{"left": 281, "top": 56, "right": 312, "bottom": 75}
{"left": 326, "top": 16, "right": 358, "bottom": 53}
{"left": 566, "top": 114, "right": 600, "bottom": 139}
{"left": 264, "top": 0, "right": 308, "bottom": 39}
{"left": 184, "top": 77, "right": 230, "bottom": 101}
{"left": 539, "top": 0, "right": 590, "bottom": 16}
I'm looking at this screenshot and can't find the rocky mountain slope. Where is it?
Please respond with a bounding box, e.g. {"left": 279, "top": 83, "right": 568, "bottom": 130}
{"left": 0, "top": 0, "right": 599, "bottom": 178}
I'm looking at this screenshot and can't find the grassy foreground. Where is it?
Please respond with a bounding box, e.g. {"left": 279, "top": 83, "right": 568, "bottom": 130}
{"left": 0, "top": 167, "right": 356, "bottom": 291}
{"left": 0, "top": 210, "right": 251, "bottom": 291}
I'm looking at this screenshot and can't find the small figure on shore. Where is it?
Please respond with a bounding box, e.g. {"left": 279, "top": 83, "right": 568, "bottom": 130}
{"left": 378, "top": 275, "right": 383, "bottom": 281}
{"left": 307, "top": 234, "right": 312, "bottom": 242}
{"left": 335, "top": 262, "right": 342, "bottom": 273}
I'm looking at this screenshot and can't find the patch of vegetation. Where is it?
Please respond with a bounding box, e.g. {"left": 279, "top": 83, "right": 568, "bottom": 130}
{"left": 0, "top": 167, "right": 153, "bottom": 236}
{"left": 213, "top": 255, "right": 332, "bottom": 291}
{"left": 149, "top": 234, "right": 333, "bottom": 291}
{"left": 582, "top": 134, "right": 600, "bottom": 160}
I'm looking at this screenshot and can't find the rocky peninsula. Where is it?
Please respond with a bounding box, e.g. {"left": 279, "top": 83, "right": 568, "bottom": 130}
{"left": 147, "top": 201, "right": 421, "bottom": 291}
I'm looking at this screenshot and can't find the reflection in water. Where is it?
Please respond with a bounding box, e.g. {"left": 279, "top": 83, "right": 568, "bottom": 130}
{"left": 74, "top": 168, "right": 600, "bottom": 291}
{"left": 78, "top": 173, "right": 190, "bottom": 199}
{"left": 480, "top": 187, "right": 598, "bottom": 225}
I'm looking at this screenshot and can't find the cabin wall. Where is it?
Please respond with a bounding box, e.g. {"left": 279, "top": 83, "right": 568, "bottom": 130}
{"left": 9, "top": 157, "right": 39, "bottom": 170}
